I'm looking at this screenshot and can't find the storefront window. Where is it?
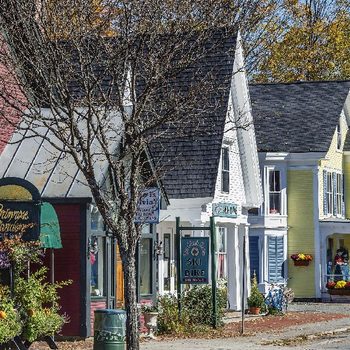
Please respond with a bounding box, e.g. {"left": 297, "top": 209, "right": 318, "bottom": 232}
{"left": 327, "top": 238, "right": 349, "bottom": 282}
{"left": 140, "top": 238, "right": 152, "bottom": 295}
{"left": 163, "top": 233, "right": 171, "bottom": 292}
{"left": 90, "top": 205, "right": 106, "bottom": 297}
{"left": 91, "top": 205, "right": 104, "bottom": 231}
{"left": 217, "top": 227, "right": 227, "bottom": 279}
{"left": 90, "top": 236, "right": 106, "bottom": 297}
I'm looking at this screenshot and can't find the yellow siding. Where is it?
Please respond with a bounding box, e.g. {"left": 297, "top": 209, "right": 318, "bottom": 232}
{"left": 319, "top": 114, "right": 348, "bottom": 217}
{"left": 288, "top": 170, "right": 315, "bottom": 297}
{"left": 345, "top": 162, "right": 350, "bottom": 219}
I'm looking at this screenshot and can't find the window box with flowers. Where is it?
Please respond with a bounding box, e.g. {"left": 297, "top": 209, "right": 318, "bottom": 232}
{"left": 290, "top": 254, "right": 313, "bottom": 266}
{"left": 326, "top": 281, "right": 350, "bottom": 295}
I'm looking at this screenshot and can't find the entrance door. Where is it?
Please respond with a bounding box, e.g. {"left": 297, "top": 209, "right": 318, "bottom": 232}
{"left": 160, "top": 231, "right": 177, "bottom": 294}
{"left": 163, "top": 233, "right": 172, "bottom": 292}
{"left": 139, "top": 224, "right": 157, "bottom": 302}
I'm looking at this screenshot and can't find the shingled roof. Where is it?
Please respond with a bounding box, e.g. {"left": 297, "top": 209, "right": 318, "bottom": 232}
{"left": 149, "top": 33, "right": 237, "bottom": 199}
{"left": 249, "top": 81, "right": 350, "bottom": 153}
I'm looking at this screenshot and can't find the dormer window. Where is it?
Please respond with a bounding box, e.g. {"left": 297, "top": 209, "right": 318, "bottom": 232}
{"left": 337, "top": 122, "right": 341, "bottom": 150}
{"left": 221, "top": 147, "right": 230, "bottom": 193}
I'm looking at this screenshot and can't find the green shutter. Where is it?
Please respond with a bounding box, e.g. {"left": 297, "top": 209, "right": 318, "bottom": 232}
{"left": 40, "top": 202, "right": 62, "bottom": 249}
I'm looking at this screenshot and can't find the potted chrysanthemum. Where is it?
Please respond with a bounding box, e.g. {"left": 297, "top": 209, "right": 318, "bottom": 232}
{"left": 326, "top": 280, "right": 350, "bottom": 295}
{"left": 290, "top": 253, "right": 313, "bottom": 266}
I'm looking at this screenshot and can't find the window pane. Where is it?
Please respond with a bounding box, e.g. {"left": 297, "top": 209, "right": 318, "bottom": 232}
{"left": 269, "top": 170, "right": 280, "bottom": 191}
{"left": 218, "top": 254, "right": 226, "bottom": 279}
{"left": 269, "top": 193, "right": 281, "bottom": 214}
{"left": 222, "top": 172, "right": 229, "bottom": 193}
{"left": 90, "top": 236, "right": 105, "bottom": 296}
{"left": 222, "top": 148, "right": 229, "bottom": 171}
{"left": 217, "top": 228, "right": 227, "bottom": 279}
{"left": 327, "top": 173, "right": 332, "bottom": 191}
{"left": 140, "top": 238, "right": 152, "bottom": 295}
{"left": 91, "top": 206, "right": 104, "bottom": 231}
{"left": 218, "top": 228, "right": 226, "bottom": 253}
{"left": 142, "top": 224, "right": 152, "bottom": 234}
{"left": 163, "top": 234, "right": 171, "bottom": 291}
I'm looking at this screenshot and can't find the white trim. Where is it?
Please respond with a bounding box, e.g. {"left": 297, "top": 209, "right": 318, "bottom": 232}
{"left": 263, "top": 166, "right": 286, "bottom": 216}
{"left": 313, "top": 167, "right": 321, "bottom": 298}
{"left": 265, "top": 153, "right": 289, "bottom": 161}
{"left": 323, "top": 168, "right": 345, "bottom": 219}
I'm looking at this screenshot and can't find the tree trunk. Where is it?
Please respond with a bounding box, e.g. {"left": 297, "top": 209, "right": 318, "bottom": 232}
{"left": 123, "top": 253, "right": 139, "bottom": 350}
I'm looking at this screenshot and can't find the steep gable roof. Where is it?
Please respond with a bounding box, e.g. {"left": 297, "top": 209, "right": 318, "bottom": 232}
{"left": 149, "top": 33, "right": 237, "bottom": 199}
{"left": 250, "top": 80, "right": 350, "bottom": 153}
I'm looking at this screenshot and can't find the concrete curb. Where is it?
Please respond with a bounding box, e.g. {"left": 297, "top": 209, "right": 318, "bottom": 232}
{"left": 260, "top": 326, "right": 350, "bottom": 346}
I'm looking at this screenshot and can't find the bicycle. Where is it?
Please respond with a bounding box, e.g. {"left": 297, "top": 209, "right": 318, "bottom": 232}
{"left": 264, "top": 280, "right": 294, "bottom": 314}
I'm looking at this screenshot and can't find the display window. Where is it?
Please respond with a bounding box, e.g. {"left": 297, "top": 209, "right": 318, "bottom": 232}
{"left": 90, "top": 205, "right": 107, "bottom": 297}
{"left": 90, "top": 236, "right": 106, "bottom": 297}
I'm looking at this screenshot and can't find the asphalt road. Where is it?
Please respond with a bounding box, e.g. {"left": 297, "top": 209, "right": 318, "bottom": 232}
{"left": 141, "top": 302, "right": 350, "bottom": 350}
{"left": 299, "top": 333, "right": 350, "bottom": 350}
{"left": 141, "top": 331, "right": 350, "bottom": 350}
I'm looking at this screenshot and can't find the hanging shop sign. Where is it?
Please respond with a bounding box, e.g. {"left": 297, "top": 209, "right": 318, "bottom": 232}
{"left": 135, "top": 187, "right": 160, "bottom": 224}
{"left": 0, "top": 177, "right": 41, "bottom": 241}
{"left": 181, "top": 237, "right": 209, "bottom": 284}
{"left": 212, "top": 202, "right": 237, "bottom": 218}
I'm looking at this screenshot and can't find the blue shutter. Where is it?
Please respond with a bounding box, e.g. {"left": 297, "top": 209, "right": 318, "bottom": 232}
{"left": 268, "top": 236, "right": 284, "bottom": 283}
{"left": 249, "top": 236, "right": 260, "bottom": 283}
{"left": 323, "top": 170, "right": 328, "bottom": 215}
{"left": 333, "top": 172, "right": 337, "bottom": 216}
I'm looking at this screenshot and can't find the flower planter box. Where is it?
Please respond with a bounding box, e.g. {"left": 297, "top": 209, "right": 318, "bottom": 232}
{"left": 328, "top": 289, "right": 350, "bottom": 296}
{"left": 293, "top": 260, "right": 310, "bottom": 266}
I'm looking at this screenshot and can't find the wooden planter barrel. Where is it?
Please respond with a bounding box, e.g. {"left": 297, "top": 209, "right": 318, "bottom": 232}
{"left": 293, "top": 260, "right": 310, "bottom": 266}
{"left": 328, "top": 289, "right": 350, "bottom": 295}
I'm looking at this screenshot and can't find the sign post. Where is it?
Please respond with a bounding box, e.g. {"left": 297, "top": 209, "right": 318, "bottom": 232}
{"left": 210, "top": 216, "right": 217, "bottom": 329}
{"left": 176, "top": 217, "right": 182, "bottom": 320}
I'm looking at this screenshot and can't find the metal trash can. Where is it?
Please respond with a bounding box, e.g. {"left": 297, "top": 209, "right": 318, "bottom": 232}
{"left": 93, "top": 309, "right": 126, "bottom": 350}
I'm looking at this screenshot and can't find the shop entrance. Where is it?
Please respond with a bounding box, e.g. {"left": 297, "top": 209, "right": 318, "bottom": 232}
{"left": 326, "top": 235, "right": 350, "bottom": 282}
{"left": 138, "top": 224, "right": 158, "bottom": 302}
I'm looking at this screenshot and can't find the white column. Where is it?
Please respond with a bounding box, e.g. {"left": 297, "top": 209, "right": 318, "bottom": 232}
{"left": 228, "top": 224, "right": 240, "bottom": 310}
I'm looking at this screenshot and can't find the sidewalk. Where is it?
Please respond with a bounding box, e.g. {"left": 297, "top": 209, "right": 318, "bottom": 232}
{"left": 30, "top": 302, "right": 350, "bottom": 349}
{"left": 141, "top": 302, "right": 350, "bottom": 350}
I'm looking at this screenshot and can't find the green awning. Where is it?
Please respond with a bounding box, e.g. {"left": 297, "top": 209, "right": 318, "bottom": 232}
{"left": 40, "top": 202, "right": 62, "bottom": 249}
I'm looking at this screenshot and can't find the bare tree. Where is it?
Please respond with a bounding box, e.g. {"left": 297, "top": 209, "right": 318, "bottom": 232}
{"left": 0, "top": 1, "right": 274, "bottom": 349}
